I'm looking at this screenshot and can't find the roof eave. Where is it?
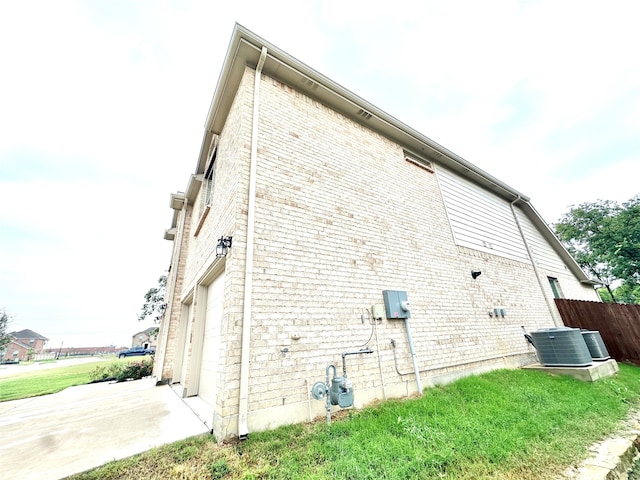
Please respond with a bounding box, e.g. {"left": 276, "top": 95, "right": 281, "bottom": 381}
{"left": 196, "top": 24, "right": 596, "bottom": 286}
{"left": 200, "top": 23, "right": 529, "bottom": 202}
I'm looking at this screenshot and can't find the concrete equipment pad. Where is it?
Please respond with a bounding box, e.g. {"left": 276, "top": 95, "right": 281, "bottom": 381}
{"left": 523, "top": 359, "right": 619, "bottom": 381}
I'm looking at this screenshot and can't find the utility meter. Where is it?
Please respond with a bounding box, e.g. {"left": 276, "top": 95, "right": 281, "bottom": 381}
{"left": 382, "top": 290, "right": 411, "bottom": 319}
{"left": 312, "top": 348, "right": 373, "bottom": 424}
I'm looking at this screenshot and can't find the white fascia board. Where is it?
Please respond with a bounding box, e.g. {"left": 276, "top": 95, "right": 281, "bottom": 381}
{"left": 185, "top": 174, "right": 203, "bottom": 205}
{"left": 170, "top": 192, "right": 185, "bottom": 210}
{"left": 164, "top": 193, "right": 184, "bottom": 241}
{"left": 163, "top": 207, "right": 180, "bottom": 241}
{"left": 163, "top": 228, "right": 176, "bottom": 241}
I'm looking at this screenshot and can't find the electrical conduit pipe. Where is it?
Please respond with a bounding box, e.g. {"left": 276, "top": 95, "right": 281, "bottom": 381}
{"left": 404, "top": 317, "right": 423, "bottom": 395}
{"left": 238, "top": 46, "right": 267, "bottom": 440}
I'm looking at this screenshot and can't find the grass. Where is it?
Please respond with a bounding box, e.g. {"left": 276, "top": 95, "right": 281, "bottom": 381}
{"left": 0, "top": 357, "right": 139, "bottom": 402}
{"left": 63, "top": 363, "right": 640, "bottom": 480}
{"left": 630, "top": 457, "right": 640, "bottom": 480}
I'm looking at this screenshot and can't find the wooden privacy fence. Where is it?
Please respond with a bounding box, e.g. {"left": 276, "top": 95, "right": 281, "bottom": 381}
{"left": 554, "top": 299, "right": 640, "bottom": 366}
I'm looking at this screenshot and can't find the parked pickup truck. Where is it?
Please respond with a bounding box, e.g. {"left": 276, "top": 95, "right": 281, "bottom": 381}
{"left": 117, "top": 346, "right": 155, "bottom": 359}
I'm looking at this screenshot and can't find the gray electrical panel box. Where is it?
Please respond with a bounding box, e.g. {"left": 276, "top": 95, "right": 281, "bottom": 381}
{"left": 382, "top": 290, "right": 411, "bottom": 319}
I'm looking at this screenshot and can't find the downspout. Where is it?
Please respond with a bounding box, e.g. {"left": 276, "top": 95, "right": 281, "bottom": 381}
{"left": 238, "top": 46, "right": 267, "bottom": 440}
{"left": 509, "top": 196, "right": 561, "bottom": 327}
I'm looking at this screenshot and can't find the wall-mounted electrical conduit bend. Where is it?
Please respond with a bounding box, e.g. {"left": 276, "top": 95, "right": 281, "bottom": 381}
{"left": 390, "top": 339, "right": 529, "bottom": 377}
{"left": 381, "top": 290, "right": 423, "bottom": 395}
{"left": 358, "top": 308, "right": 387, "bottom": 400}
{"left": 372, "top": 314, "right": 387, "bottom": 400}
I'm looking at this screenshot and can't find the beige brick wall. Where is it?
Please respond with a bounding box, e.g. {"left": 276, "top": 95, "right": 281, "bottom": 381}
{"left": 160, "top": 65, "right": 598, "bottom": 439}
{"left": 154, "top": 204, "right": 193, "bottom": 381}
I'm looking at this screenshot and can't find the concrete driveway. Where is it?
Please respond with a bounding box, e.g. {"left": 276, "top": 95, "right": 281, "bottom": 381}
{"left": 0, "top": 377, "right": 210, "bottom": 480}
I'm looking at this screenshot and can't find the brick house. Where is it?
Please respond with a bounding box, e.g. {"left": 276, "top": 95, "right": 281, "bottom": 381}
{"left": 153, "top": 24, "right": 599, "bottom": 441}
{"left": 132, "top": 327, "right": 159, "bottom": 349}
{"left": 2, "top": 329, "right": 49, "bottom": 361}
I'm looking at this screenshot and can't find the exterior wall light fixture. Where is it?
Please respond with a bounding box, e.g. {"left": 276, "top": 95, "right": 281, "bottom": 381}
{"left": 471, "top": 270, "right": 482, "bottom": 279}
{"left": 216, "top": 236, "right": 233, "bottom": 257}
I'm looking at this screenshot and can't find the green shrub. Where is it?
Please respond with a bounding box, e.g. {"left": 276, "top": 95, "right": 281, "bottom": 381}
{"left": 115, "top": 358, "right": 154, "bottom": 382}
{"left": 89, "top": 358, "right": 154, "bottom": 383}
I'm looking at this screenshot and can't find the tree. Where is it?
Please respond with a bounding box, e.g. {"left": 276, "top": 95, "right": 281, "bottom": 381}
{"left": 555, "top": 195, "right": 640, "bottom": 303}
{"left": 555, "top": 199, "right": 620, "bottom": 301}
{"left": 598, "top": 282, "right": 640, "bottom": 304}
{"left": 0, "top": 308, "right": 13, "bottom": 351}
{"left": 606, "top": 195, "right": 640, "bottom": 284}
{"left": 138, "top": 275, "right": 167, "bottom": 322}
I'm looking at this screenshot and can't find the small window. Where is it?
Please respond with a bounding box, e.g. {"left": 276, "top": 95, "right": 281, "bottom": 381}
{"left": 203, "top": 146, "right": 217, "bottom": 208}
{"left": 195, "top": 144, "right": 218, "bottom": 237}
{"left": 548, "top": 277, "right": 564, "bottom": 299}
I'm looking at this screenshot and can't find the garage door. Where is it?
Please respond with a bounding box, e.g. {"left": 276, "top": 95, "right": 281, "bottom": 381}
{"left": 197, "top": 273, "right": 224, "bottom": 408}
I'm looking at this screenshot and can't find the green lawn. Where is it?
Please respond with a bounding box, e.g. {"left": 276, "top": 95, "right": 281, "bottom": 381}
{"left": 0, "top": 357, "right": 131, "bottom": 402}
{"left": 64, "top": 363, "right": 640, "bottom": 480}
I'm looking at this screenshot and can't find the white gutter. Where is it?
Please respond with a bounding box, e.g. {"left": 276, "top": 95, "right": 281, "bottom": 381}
{"left": 510, "top": 197, "right": 561, "bottom": 327}
{"left": 238, "top": 46, "right": 267, "bottom": 440}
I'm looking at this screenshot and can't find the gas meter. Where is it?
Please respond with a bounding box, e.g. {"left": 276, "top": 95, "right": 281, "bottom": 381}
{"left": 312, "top": 366, "right": 353, "bottom": 408}
{"left": 311, "top": 348, "right": 373, "bottom": 424}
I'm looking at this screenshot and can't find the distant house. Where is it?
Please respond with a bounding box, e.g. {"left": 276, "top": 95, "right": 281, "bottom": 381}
{"left": 132, "top": 327, "right": 158, "bottom": 349}
{"left": 154, "top": 25, "right": 600, "bottom": 440}
{"left": 2, "top": 329, "right": 49, "bottom": 361}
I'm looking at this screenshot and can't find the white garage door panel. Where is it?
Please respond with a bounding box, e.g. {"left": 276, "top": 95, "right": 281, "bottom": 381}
{"left": 198, "top": 274, "right": 224, "bottom": 408}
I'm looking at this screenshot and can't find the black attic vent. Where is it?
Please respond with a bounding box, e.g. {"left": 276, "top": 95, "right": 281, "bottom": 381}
{"left": 357, "top": 109, "right": 372, "bottom": 120}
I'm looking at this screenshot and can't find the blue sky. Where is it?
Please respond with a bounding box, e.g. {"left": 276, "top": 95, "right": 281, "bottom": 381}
{"left": 1, "top": 0, "right": 639, "bottom": 348}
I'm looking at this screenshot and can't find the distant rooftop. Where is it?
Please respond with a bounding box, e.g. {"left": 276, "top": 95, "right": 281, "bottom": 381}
{"left": 133, "top": 327, "right": 159, "bottom": 337}
{"left": 10, "top": 329, "right": 49, "bottom": 341}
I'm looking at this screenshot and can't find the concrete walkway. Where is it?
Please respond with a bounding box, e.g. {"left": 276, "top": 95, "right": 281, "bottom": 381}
{"left": 0, "top": 378, "right": 210, "bottom": 480}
